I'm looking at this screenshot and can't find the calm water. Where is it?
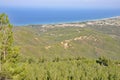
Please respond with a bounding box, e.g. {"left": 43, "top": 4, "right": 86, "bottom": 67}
{"left": 0, "top": 8, "right": 120, "bottom": 26}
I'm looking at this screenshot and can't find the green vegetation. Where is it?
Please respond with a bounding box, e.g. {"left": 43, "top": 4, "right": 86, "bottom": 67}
{"left": 0, "top": 14, "right": 120, "bottom": 80}
{"left": 13, "top": 26, "right": 120, "bottom": 60}
{"left": 10, "top": 56, "right": 120, "bottom": 80}
{"left": 0, "top": 13, "right": 20, "bottom": 79}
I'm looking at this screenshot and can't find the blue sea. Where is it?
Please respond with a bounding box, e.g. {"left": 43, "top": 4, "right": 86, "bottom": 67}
{"left": 0, "top": 8, "right": 120, "bottom": 26}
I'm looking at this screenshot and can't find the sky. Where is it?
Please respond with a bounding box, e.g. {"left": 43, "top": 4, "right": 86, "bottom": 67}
{"left": 0, "top": 0, "right": 120, "bottom": 9}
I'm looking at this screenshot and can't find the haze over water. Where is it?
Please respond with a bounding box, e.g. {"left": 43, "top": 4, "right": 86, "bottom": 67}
{"left": 0, "top": 0, "right": 120, "bottom": 26}
{"left": 0, "top": 8, "right": 120, "bottom": 26}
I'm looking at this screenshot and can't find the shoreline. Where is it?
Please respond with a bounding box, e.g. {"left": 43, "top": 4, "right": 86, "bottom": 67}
{"left": 15, "top": 16, "right": 120, "bottom": 26}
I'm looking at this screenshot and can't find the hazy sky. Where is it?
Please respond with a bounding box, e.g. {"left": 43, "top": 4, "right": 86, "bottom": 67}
{"left": 0, "top": 0, "right": 120, "bottom": 9}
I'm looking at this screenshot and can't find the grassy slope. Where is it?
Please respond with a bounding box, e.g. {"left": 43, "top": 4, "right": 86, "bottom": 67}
{"left": 13, "top": 18, "right": 120, "bottom": 60}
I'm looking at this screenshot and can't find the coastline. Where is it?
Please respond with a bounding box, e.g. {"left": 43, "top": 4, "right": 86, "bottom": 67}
{"left": 15, "top": 16, "right": 120, "bottom": 27}
{"left": 55, "top": 16, "right": 120, "bottom": 24}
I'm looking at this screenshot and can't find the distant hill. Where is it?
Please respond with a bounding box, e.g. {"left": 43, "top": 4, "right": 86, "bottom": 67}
{"left": 13, "top": 17, "right": 120, "bottom": 60}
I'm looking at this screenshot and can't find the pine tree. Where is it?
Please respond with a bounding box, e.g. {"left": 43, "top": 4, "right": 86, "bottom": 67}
{"left": 0, "top": 13, "right": 16, "bottom": 79}
{"left": 0, "top": 13, "right": 13, "bottom": 61}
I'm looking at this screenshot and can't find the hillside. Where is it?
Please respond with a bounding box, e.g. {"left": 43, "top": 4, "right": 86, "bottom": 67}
{"left": 13, "top": 17, "right": 120, "bottom": 60}
{"left": 1, "top": 14, "right": 120, "bottom": 80}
